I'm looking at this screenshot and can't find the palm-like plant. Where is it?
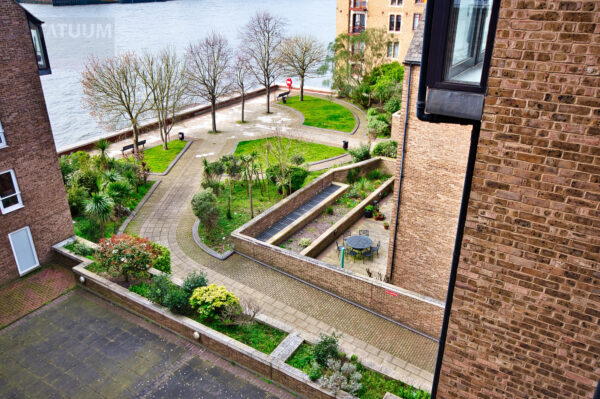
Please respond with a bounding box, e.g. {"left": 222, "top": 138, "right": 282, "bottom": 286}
{"left": 85, "top": 192, "right": 114, "bottom": 238}
{"left": 241, "top": 152, "right": 258, "bottom": 218}
{"left": 95, "top": 138, "right": 110, "bottom": 170}
{"left": 221, "top": 155, "right": 242, "bottom": 219}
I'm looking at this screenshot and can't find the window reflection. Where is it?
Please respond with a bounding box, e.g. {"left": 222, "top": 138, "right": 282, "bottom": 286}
{"left": 29, "top": 22, "right": 47, "bottom": 70}
{"left": 443, "top": 0, "right": 492, "bottom": 84}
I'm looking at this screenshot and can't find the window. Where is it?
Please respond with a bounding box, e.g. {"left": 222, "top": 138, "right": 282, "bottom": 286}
{"left": 0, "top": 121, "right": 5, "bottom": 149}
{"left": 26, "top": 12, "right": 51, "bottom": 75}
{"left": 443, "top": 0, "right": 492, "bottom": 84}
{"left": 389, "top": 15, "right": 401, "bottom": 32}
{"left": 415, "top": 0, "right": 425, "bottom": 3}
{"left": 351, "top": 13, "right": 366, "bottom": 33}
{"left": 413, "top": 13, "right": 422, "bottom": 30}
{"left": 0, "top": 170, "right": 23, "bottom": 214}
{"left": 8, "top": 227, "right": 40, "bottom": 276}
{"left": 390, "top": 0, "right": 402, "bottom": 5}
{"left": 387, "top": 42, "right": 400, "bottom": 58}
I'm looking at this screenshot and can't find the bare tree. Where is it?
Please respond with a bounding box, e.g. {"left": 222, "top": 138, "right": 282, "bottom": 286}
{"left": 233, "top": 54, "right": 253, "bottom": 123}
{"left": 240, "top": 11, "right": 286, "bottom": 114}
{"left": 140, "top": 47, "right": 189, "bottom": 150}
{"left": 186, "top": 32, "right": 232, "bottom": 133}
{"left": 279, "top": 35, "right": 326, "bottom": 101}
{"left": 82, "top": 53, "right": 152, "bottom": 153}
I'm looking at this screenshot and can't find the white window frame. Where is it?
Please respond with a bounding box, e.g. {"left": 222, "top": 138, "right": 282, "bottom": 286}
{"left": 0, "top": 120, "right": 6, "bottom": 149}
{"left": 0, "top": 169, "right": 24, "bottom": 214}
{"left": 8, "top": 226, "right": 40, "bottom": 276}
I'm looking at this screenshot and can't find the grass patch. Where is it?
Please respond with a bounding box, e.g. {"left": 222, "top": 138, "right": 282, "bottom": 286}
{"left": 286, "top": 342, "right": 314, "bottom": 374}
{"left": 74, "top": 181, "right": 154, "bottom": 242}
{"left": 280, "top": 95, "right": 356, "bottom": 132}
{"left": 234, "top": 137, "right": 346, "bottom": 167}
{"left": 143, "top": 140, "right": 187, "bottom": 173}
{"left": 203, "top": 319, "right": 287, "bottom": 355}
{"left": 197, "top": 182, "right": 281, "bottom": 253}
{"left": 286, "top": 342, "right": 430, "bottom": 399}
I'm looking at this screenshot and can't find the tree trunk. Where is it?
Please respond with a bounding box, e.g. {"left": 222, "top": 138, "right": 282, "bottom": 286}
{"left": 241, "top": 91, "right": 245, "bottom": 122}
{"left": 132, "top": 124, "right": 140, "bottom": 153}
{"left": 300, "top": 77, "right": 305, "bottom": 101}
{"left": 266, "top": 85, "right": 270, "bottom": 114}
{"left": 248, "top": 170, "right": 254, "bottom": 218}
{"left": 211, "top": 100, "right": 217, "bottom": 133}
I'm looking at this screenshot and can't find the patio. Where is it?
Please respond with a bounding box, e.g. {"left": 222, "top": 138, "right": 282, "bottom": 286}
{"left": 317, "top": 194, "right": 392, "bottom": 280}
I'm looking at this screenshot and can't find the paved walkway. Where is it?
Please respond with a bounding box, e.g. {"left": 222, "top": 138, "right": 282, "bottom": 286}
{"left": 0, "top": 265, "right": 75, "bottom": 328}
{"left": 124, "top": 97, "right": 437, "bottom": 390}
{"left": 0, "top": 289, "right": 292, "bottom": 399}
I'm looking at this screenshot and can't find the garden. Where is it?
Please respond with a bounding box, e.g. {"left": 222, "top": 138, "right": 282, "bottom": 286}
{"left": 286, "top": 333, "right": 430, "bottom": 399}
{"left": 65, "top": 235, "right": 287, "bottom": 355}
{"left": 282, "top": 168, "right": 392, "bottom": 253}
{"left": 59, "top": 141, "right": 155, "bottom": 242}
{"left": 193, "top": 137, "right": 348, "bottom": 253}
{"left": 143, "top": 139, "right": 188, "bottom": 173}
{"left": 279, "top": 95, "right": 356, "bottom": 133}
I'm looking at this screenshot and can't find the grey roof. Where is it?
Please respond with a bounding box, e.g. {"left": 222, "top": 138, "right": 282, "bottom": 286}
{"left": 404, "top": 17, "right": 425, "bottom": 65}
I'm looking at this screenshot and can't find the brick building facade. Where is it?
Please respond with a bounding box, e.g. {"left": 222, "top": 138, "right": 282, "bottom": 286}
{"left": 386, "top": 22, "right": 472, "bottom": 302}
{"left": 0, "top": 0, "right": 73, "bottom": 284}
{"left": 336, "top": 0, "right": 426, "bottom": 62}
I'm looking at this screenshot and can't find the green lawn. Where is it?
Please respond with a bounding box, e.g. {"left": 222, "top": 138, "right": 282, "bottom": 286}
{"left": 198, "top": 182, "right": 282, "bottom": 253}
{"left": 280, "top": 95, "right": 356, "bottom": 132}
{"left": 74, "top": 181, "right": 154, "bottom": 242}
{"left": 143, "top": 140, "right": 187, "bottom": 173}
{"left": 203, "top": 319, "right": 287, "bottom": 355}
{"left": 234, "top": 137, "right": 346, "bottom": 167}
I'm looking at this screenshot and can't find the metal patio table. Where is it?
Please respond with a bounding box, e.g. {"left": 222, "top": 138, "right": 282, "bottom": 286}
{"left": 345, "top": 235, "right": 373, "bottom": 251}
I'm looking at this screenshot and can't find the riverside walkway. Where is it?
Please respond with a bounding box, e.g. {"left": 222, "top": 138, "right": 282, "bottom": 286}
{"left": 124, "top": 95, "right": 437, "bottom": 390}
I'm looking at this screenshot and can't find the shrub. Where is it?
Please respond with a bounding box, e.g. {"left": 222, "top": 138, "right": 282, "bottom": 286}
{"left": 313, "top": 333, "right": 341, "bottom": 367}
{"left": 129, "top": 282, "right": 151, "bottom": 297}
{"left": 289, "top": 167, "right": 309, "bottom": 192}
{"left": 147, "top": 273, "right": 173, "bottom": 305}
{"left": 163, "top": 287, "right": 190, "bottom": 314}
{"left": 291, "top": 154, "right": 305, "bottom": 166}
{"left": 384, "top": 95, "right": 402, "bottom": 114}
{"left": 372, "top": 140, "right": 398, "bottom": 158}
{"left": 299, "top": 238, "right": 312, "bottom": 248}
{"left": 189, "top": 284, "right": 241, "bottom": 321}
{"left": 67, "top": 184, "right": 88, "bottom": 216}
{"left": 69, "top": 241, "right": 95, "bottom": 258}
{"left": 366, "top": 108, "right": 379, "bottom": 117}
{"left": 308, "top": 361, "right": 323, "bottom": 381}
{"left": 267, "top": 166, "right": 309, "bottom": 194}
{"left": 346, "top": 168, "right": 360, "bottom": 184}
{"left": 191, "top": 190, "right": 220, "bottom": 231}
{"left": 348, "top": 144, "right": 371, "bottom": 163}
{"left": 367, "top": 118, "right": 390, "bottom": 137}
{"left": 366, "top": 169, "right": 383, "bottom": 181}
{"left": 181, "top": 271, "right": 208, "bottom": 298}
{"left": 96, "top": 234, "right": 153, "bottom": 282}
{"left": 324, "top": 206, "right": 334, "bottom": 215}
{"left": 150, "top": 242, "right": 171, "bottom": 274}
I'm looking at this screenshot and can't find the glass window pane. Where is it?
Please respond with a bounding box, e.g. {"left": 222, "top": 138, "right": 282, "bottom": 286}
{"left": 2, "top": 195, "right": 20, "bottom": 209}
{"left": 0, "top": 172, "right": 17, "bottom": 198}
{"left": 29, "top": 23, "right": 47, "bottom": 70}
{"left": 394, "top": 42, "right": 399, "bottom": 58}
{"left": 389, "top": 15, "right": 395, "bottom": 31}
{"left": 395, "top": 15, "right": 401, "bottom": 31}
{"left": 443, "top": 0, "right": 493, "bottom": 84}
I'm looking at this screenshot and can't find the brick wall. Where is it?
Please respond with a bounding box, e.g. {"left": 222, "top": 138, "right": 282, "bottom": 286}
{"left": 387, "top": 65, "right": 472, "bottom": 302}
{"left": 0, "top": 1, "right": 74, "bottom": 284}
{"left": 437, "top": 1, "right": 600, "bottom": 398}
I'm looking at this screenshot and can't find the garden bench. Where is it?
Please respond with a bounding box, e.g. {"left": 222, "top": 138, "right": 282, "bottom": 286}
{"left": 121, "top": 140, "right": 146, "bottom": 156}
{"left": 277, "top": 90, "right": 291, "bottom": 104}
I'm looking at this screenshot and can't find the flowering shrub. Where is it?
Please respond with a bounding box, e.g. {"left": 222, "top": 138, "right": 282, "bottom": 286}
{"left": 189, "top": 284, "right": 240, "bottom": 321}
{"left": 97, "top": 234, "right": 154, "bottom": 281}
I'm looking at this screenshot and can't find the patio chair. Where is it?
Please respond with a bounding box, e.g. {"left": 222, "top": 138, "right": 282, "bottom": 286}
{"left": 362, "top": 248, "right": 373, "bottom": 263}
{"left": 346, "top": 248, "right": 359, "bottom": 262}
{"left": 336, "top": 241, "right": 343, "bottom": 258}
{"left": 342, "top": 232, "right": 352, "bottom": 244}
{"left": 359, "top": 230, "right": 369, "bottom": 236}
{"left": 371, "top": 241, "right": 381, "bottom": 257}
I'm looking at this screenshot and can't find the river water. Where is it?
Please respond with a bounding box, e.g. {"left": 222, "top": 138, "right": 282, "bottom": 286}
{"left": 21, "top": 0, "right": 335, "bottom": 150}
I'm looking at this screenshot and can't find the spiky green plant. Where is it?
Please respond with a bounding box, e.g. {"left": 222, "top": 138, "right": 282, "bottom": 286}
{"left": 84, "top": 192, "right": 114, "bottom": 237}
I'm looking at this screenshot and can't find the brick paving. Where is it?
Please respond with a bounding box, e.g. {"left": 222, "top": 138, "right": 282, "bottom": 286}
{"left": 125, "top": 98, "right": 437, "bottom": 391}
{"left": 0, "top": 289, "right": 292, "bottom": 399}
{"left": 0, "top": 265, "right": 76, "bottom": 328}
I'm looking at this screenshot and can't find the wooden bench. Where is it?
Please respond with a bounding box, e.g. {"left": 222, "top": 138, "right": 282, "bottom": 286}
{"left": 277, "top": 90, "right": 291, "bottom": 104}
{"left": 121, "top": 140, "right": 146, "bottom": 156}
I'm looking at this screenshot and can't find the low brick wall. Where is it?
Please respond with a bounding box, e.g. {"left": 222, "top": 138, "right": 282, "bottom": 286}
{"left": 232, "top": 158, "right": 443, "bottom": 338}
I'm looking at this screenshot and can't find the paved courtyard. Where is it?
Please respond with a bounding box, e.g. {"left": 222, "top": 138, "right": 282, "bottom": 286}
{"left": 0, "top": 289, "right": 292, "bottom": 399}
{"left": 122, "top": 94, "right": 437, "bottom": 391}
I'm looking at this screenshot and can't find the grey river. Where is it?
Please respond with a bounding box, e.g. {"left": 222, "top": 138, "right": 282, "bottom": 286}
{"left": 21, "top": 0, "right": 336, "bottom": 150}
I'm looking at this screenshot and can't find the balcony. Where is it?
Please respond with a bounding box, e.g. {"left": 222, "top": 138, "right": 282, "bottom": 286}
{"left": 349, "top": 25, "right": 366, "bottom": 35}
{"left": 350, "top": 0, "right": 367, "bottom": 11}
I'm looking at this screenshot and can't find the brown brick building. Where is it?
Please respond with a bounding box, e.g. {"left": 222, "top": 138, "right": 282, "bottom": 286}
{"left": 0, "top": 0, "right": 73, "bottom": 284}
{"left": 386, "top": 0, "right": 599, "bottom": 397}
{"left": 336, "top": 0, "right": 426, "bottom": 62}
